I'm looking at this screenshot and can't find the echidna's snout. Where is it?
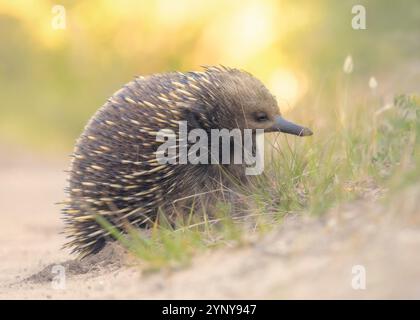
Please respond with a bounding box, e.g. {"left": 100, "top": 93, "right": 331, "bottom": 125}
{"left": 267, "top": 115, "right": 313, "bottom": 136}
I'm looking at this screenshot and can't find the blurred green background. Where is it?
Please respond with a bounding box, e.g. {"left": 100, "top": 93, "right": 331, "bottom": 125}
{"left": 0, "top": 0, "right": 419, "bottom": 153}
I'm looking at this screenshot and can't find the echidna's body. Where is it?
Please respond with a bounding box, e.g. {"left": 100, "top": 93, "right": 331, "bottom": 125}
{"left": 63, "top": 66, "right": 312, "bottom": 257}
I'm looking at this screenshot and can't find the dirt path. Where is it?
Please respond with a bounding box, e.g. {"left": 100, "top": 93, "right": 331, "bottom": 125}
{"left": 1, "top": 148, "right": 420, "bottom": 299}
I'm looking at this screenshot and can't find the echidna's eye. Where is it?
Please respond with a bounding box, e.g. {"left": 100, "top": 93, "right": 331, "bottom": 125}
{"left": 255, "top": 112, "right": 269, "bottom": 122}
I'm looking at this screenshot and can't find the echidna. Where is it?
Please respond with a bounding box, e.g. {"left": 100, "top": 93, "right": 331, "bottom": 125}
{"left": 63, "top": 66, "right": 312, "bottom": 257}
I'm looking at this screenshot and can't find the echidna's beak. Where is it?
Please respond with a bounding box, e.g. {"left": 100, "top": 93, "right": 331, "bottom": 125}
{"left": 268, "top": 116, "right": 313, "bottom": 136}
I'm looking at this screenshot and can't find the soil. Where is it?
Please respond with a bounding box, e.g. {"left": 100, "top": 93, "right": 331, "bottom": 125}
{"left": 1, "top": 146, "right": 420, "bottom": 299}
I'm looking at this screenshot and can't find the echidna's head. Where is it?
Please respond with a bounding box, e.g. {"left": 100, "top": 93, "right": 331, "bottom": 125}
{"left": 195, "top": 67, "right": 312, "bottom": 136}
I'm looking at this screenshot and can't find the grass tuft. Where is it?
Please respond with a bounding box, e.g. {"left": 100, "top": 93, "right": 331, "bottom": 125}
{"left": 99, "top": 93, "right": 419, "bottom": 271}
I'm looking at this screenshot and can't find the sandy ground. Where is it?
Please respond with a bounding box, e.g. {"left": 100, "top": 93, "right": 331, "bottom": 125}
{"left": 1, "top": 146, "right": 420, "bottom": 299}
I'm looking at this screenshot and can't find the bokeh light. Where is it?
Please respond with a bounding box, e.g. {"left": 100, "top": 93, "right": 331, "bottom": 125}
{"left": 0, "top": 0, "right": 419, "bottom": 151}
